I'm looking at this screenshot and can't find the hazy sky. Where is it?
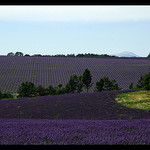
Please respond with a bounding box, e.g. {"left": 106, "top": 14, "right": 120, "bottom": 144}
{"left": 0, "top": 5, "right": 150, "bottom": 56}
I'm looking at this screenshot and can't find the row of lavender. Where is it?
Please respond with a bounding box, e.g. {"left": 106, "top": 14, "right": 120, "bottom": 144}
{"left": 0, "top": 56, "right": 149, "bottom": 93}
{"left": 0, "top": 118, "right": 149, "bottom": 145}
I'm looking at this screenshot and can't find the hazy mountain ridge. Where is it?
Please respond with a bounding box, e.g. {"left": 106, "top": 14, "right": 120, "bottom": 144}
{"left": 113, "top": 51, "right": 140, "bottom": 57}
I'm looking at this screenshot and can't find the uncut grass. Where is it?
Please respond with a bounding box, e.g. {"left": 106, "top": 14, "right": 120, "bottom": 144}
{"left": 0, "top": 89, "right": 150, "bottom": 120}
{"left": 116, "top": 91, "right": 150, "bottom": 110}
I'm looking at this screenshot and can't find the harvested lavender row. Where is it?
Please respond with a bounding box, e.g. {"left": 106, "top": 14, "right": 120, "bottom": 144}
{"left": 0, "top": 118, "right": 149, "bottom": 145}
{"left": 0, "top": 56, "right": 149, "bottom": 93}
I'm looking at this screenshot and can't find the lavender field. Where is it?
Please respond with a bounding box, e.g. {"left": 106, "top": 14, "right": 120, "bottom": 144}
{"left": 0, "top": 56, "right": 150, "bottom": 145}
{"left": 0, "top": 90, "right": 150, "bottom": 120}
{"left": 0, "top": 56, "right": 150, "bottom": 93}
{"left": 0, "top": 88, "right": 150, "bottom": 145}
{"left": 0, "top": 90, "right": 150, "bottom": 145}
{"left": 0, "top": 118, "right": 150, "bottom": 145}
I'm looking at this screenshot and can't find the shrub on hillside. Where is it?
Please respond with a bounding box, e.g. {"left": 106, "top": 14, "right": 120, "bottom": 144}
{"left": 95, "top": 76, "right": 120, "bottom": 92}
{"left": 2, "top": 92, "right": 14, "bottom": 99}
{"left": 129, "top": 82, "right": 134, "bottom": 89}
{"left": 0, "top": 89, "right": 14, "bottom": 100}
{"left": 45, "top": 85, "right": 57, "bottom": 96}
{"left": 136, "top": 76, "right": 144, "bottom": 89}
{"left": 36, "top": 85, "right": 47, "bottom": 96}
{"left": 17, "top": 81, "right": 37, "bottom": 98}
{"left": 64, "top": 74, "right": 83, "bottom": 93}
{"left": 0, "top": 90, "right": 2, "bottom": 100}
{"left": 136, "top": 69, "right": 150, "bottom": 90}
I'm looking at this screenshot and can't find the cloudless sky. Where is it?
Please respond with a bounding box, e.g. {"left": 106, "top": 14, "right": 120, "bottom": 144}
{"left": 0, "top": 5, "right": 150, "bottom": 57}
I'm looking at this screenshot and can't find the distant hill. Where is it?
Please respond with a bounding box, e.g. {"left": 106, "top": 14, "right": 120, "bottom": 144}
{"left": 113, "top": 51, "right": 140, "bottom": 57}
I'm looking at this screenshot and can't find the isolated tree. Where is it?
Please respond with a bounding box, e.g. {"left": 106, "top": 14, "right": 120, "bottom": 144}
{"left": 82, "top": 68, "right": 93, "bottom": 92}
{"left": 7, "top": 52, "right": 14, "bottom": 56}
{"left": 17, "top": 81, "right": 36, "bottom": 98}
{"left": 15, "top": 52, "right": 24, "bottom": 56}
{"left": 95, "top": 76, "right": 120, "bottom": 92}
{"left": 129, "top": 82, "right": 134, "bottom": 89}
{"left": 147, "top": 53, "right": 150, "bottom": 57}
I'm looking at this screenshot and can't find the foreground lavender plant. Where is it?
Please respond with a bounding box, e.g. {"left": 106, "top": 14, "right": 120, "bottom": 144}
{"left": 0, "top": 119, "right": 149, "bottom": 145}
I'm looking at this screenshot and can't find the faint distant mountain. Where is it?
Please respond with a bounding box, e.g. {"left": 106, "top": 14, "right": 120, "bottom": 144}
{"left": 113, "top": 51, "right": 140, "bottom": 57}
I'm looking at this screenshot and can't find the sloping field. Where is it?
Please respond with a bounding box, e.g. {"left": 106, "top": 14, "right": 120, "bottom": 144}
{"left": 0, "top": 90, "right": 150, "bottom": 120}
{"left": 0, "top": 56, "right": 149, "bottom": 93}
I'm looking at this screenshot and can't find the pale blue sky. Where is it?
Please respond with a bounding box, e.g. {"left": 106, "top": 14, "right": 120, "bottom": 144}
{"left": 0, "top": 5, "right": 150, "bottom": 57}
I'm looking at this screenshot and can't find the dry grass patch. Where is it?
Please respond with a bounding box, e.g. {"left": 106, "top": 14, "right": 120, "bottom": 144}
{"left": 116, "top": 90, "right": 150, "bottom": 110}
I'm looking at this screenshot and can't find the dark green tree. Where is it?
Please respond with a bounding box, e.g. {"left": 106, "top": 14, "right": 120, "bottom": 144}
{"left": 66, "top": 54, "right": 75, "bottom": 57}
{"left": 7, "top": 52, "right": 15, "bottom": 56}
{"left": 82, "top": 69, "right": 93, "bottom": 92}
{"left": 64, "top": 74, "right": 83, "bottom": 94}
{"left": 77, "top": 75, "right": 83, "bottom": 93}
{"left": 0, "top": 89, "right": 13, "bottom": 100}
{"left": 0, "top": 89, "right": 2, "bottom": 100}
{"left": 129, "top": 82, "right": 134, "bottom": 89}
{"left": 15, "top": 52, "right": 24, "bottom": 56}
{"left": 56, "top": 83, "right": 64, "bottom": 95}
{"left": 147, "top": 53, "right": 150, "bottom": 57}
{"left": 36, "top": 85, "right": 46, "bottom": 96}
{"left": 95, "top": 76, "right": 120, "bottom": 92}
{"left": 136, "top": 68, "right": 150, "bottom": 90}
{"left": 17, "top": 81, "right": 36, "bottom": 98}
{"left": 24, "top": 54, "right": 30, "bottom": 56}
{"left": 33, "top": 54, "right": 42, "bottom": 57}
{"left": 64, "top": 83, "right": 72, "bottom": 94}
{"left": 2, "top": 92, "right": 14, "bottom": 99}
{"left": 136, "top": 76, "right": 144, "bottom": 89}
{"left": 45, "top": 85, "right": 56, "bottom": 95}
{"left": 68, "top": 75, "right": 79, "bottom": 93}
{"left": 143, "top": 72, "right": 150, "bottom": 90}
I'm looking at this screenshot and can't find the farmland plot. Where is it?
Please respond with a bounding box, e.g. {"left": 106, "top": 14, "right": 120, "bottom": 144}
{"left": 0, "top": 56, "right": 149, "bottom": 93}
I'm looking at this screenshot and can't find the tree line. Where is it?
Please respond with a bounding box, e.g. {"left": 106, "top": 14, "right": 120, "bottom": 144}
{"left": 7, "top": 52, "right": 117, "bottom": 58}
{"left": 0, "top": 68, "right": 150, "bottom": 100}
{"left": 6, "top": 52, "right": 150, "bottom": 58}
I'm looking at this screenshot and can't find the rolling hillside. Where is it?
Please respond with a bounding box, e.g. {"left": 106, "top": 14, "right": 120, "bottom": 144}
{"left": 0, "top": 56, "right": 149, "bottom": 93}
{"left": 0, "top": 89, "right": 150, "bottom": 120}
